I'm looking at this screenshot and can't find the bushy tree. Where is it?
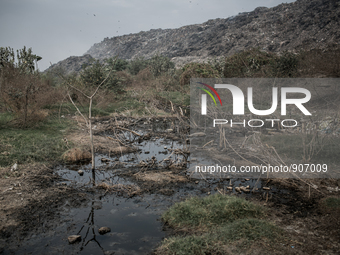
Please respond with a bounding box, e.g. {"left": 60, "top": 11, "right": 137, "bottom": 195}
{"left": 106, "top": 57, "right": 128, "bottom": 71}
{"left": 80, "top": 59, "right": 123, "bottom": 92}
{"left": 0, "top": 46, "right": 50, "bottom": 127}
{"left": 147, "top": 54, "right": 175, "bottom": 77}
{"left": 16, "top": 46, "right": 42, "bottom": 74}
{"left": 127, "top": 56, "right": 148, "bottom": 75}
{"left": 0, "top": 47, "right": 15, "bottom": 68}
{"left": 275, "top": 51, "right": 298, "bottom": 77}
{"left": 223, "top": 48, "right": 299, "bottom": 78}
{"left": 0, "top": 46, "right": 41, "bottom": 73}
{"left": 180, "top": 63, "right": 220, "bottom": 85}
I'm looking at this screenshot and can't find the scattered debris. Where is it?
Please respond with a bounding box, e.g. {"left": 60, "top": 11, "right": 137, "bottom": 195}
{"left": 101, "top": 157, "right": 111, "bottom": 163}
{"left": 97, "top": 182, "right": 141, "bottom": 196}
{"left": 189, "top": 132, "right": 206, "bottom": 137}
{"left": 326, "top": 187, "right": 339, "bottom": 192}
{"left": 10, "top": 163, "right": 18, "bottom": 172}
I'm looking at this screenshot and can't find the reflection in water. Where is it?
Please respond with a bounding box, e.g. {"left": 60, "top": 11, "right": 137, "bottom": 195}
{"left": 77, "top": 173, "right": 105, "bottom": 253}
{"left": 78, "top": 201, "right": 105, "bottom": 253}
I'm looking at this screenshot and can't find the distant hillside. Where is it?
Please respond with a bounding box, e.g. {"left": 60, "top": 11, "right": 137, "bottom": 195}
{"left": 46, "top": 0, "right": 340, "bottom": 74}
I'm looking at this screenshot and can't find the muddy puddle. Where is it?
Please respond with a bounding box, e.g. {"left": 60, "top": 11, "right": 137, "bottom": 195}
{"left": 13, "top": 194, "right": 168, "bottom": 255}
{"left": 8, "top": 119, "right": 288, "bottom": 255}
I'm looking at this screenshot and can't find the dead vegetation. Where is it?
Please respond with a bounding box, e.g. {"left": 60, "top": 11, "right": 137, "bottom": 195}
{"left": 134, "top": 171, "right": 187, "bottom": 184}
{"left": 96, "top": 182, "right": 141, "bottom": 197}
{"left": 62, "top": 147, "right": 92, "bottom": 162}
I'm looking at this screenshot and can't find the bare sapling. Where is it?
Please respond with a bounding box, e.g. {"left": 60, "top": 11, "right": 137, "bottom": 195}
{"left": 52, "top": 57, "right": 118, "bottom": 175}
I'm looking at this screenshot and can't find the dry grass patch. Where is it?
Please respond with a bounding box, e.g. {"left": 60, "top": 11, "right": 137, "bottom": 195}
{"left": 62, "top": 147, "right": 91, "bottom": 162}
{"left": 134, "top": 171, "right": 187, "bottom": 184}
{"left": 97, "top": 182, "right": 141, "bottom": 196}
{"left": 66, "top": 130, "right": 134, "bottom": 155}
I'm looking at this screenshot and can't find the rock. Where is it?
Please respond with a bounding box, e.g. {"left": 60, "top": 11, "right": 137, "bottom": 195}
{"left": 98, "top": 227, "right": 111, "bottom": 235}
{"left": 240, "top": 186, "right": 250, "bottom": 192}
{"left": 235, "top": 187, "right": 241, "bottom": 193}
{"left": 68, "top": 235, "right": 81, "bottom": 244}
{"left": 227, "top": 186, "right": 233, "bottom": 190}
{"left": 78, "top": 170, "right": 84, "bottom": 176}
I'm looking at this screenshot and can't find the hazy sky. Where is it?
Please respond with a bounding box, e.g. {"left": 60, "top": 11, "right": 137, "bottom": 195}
{"left": 0, "top": 0, "right": 295, "bottom": 71}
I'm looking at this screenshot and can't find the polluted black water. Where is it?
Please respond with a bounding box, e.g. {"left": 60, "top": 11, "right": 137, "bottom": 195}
{"left": 16, "top": 193, "right": 170, "bottom": 255}
{"left": 10, "top": 120, "right": 275, "bottom": 255}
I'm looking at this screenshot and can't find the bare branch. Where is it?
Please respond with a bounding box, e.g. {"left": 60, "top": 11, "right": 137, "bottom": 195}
{"left": 49, "top": 62, "right": 90, "bottom": 98}
{"left": 67, "top": 90, "right": 89, "bottom": 126}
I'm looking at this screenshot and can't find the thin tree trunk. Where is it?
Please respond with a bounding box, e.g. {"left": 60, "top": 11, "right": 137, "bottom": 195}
{"left": 89, "top": 97, "right": 95, "bottom": 186}
{"left": 24, "top": 85, "right": 28, "bottom": 127}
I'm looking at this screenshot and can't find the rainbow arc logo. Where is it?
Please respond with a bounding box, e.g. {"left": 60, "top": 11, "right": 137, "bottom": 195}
{"left": 196, "top": 82, "right": 222, "bottom": 106}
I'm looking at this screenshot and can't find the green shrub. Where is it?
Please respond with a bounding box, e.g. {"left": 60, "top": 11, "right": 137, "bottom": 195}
{"left": 224, "top": 48, "right": 276, "bottom": 78}
{"left": 208, "top": 57, "right": 226, "bottom": 77}
{"left": 158, "top": 219, "right": 284, "bottom": 255}
{"left": 275, "top": 51, "right": 298, "bottom": 77}
{"left": 127, "top": 56, "right": 148, "bottom": 75}
{"left": 80, "top": 59, "right": 123, "bottom": 92}
{"left": 223, "top": 48, "right": 298, "bottom": 78}
{"left": 162, "top": 194, "right": 265, "bottom": 229}
{"left": 106, "top": 57, "right": 128, "bottom": 71}
{"left": 323, "top": 197, "right": 340, "bottom": 209}
{"left": 147, "top": 54, "right": 175, "bottom": 77}
{"left": 179, "top": 63, "right": 220, "bottom": 85}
